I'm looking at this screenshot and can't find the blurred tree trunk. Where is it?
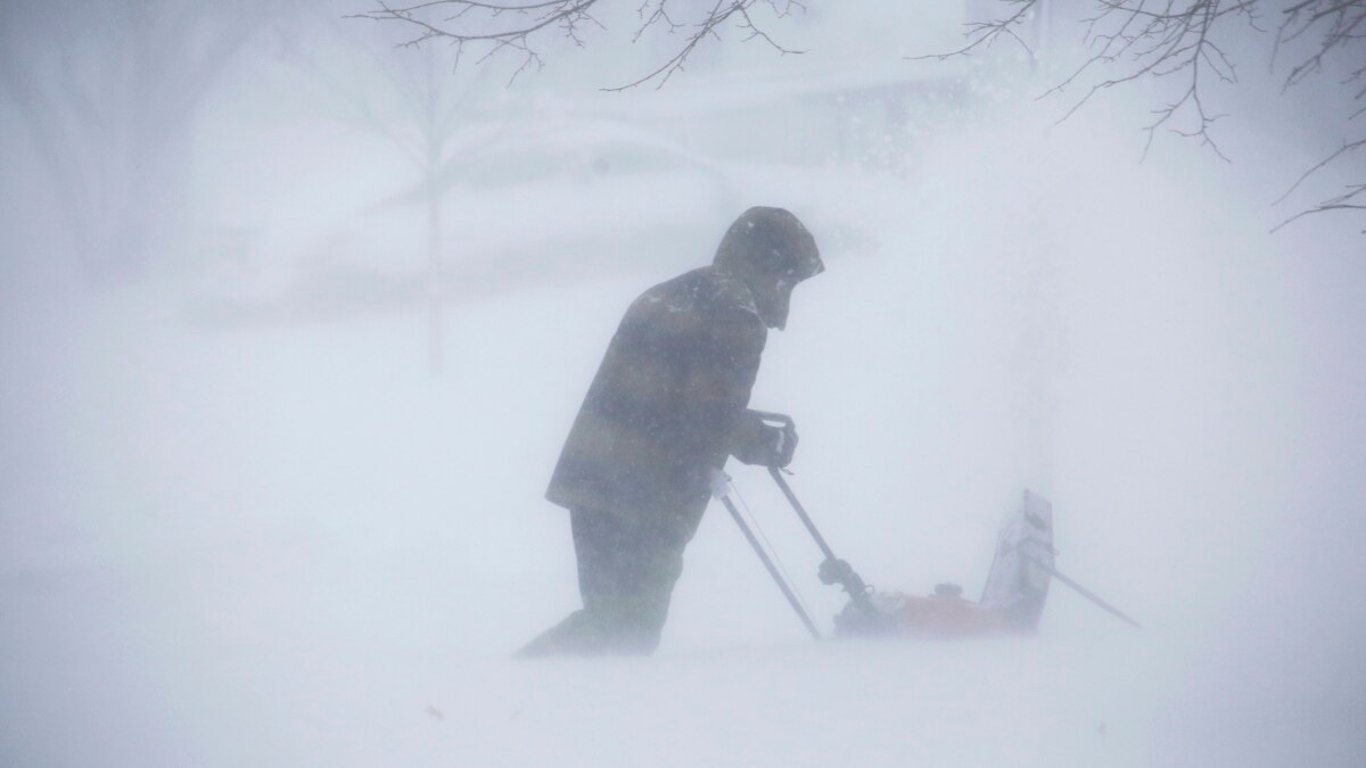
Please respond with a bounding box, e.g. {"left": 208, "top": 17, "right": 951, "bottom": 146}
{"left": 423, "top": 48, "right": 447, "bottom": 376}
{"left": 0, "top": 0, "right": 263, "bottom": 285}
{"left": 426, "top": 140, "right": 445, "bottom": 374}
{"left": 281, "top": 15, "right": 480, "bottom": 374}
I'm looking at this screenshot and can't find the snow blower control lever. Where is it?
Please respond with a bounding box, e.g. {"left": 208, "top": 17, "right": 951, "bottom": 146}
{"left": 749, "top": 412, "right": 884, "bottom": 628}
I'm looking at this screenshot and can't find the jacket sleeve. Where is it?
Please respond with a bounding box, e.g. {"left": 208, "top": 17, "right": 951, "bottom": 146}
{"left": 673, "top": 307, "right": 767, "bottom": 466}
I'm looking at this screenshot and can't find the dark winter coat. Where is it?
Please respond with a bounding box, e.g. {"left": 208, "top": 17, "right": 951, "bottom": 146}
{"left": 546, "top": 265, "right": 768, "bottom": 519}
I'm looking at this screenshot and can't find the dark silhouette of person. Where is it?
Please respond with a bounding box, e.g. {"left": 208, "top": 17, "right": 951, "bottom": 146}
{"left": 518, "top": 207, "right": 824, "bottom": 656}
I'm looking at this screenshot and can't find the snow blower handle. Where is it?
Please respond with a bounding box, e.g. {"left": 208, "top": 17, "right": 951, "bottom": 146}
{"left": 711, "top": 469, "right": 823, "bottom": 640}
{"left": 765, "top": 464, "right": 878, "bottom": 619}
{"left": 750, "top": 410, "right": 797, "bottom": 436}
{"left": 747, "top": 411, "right": 799, "bottom": 468}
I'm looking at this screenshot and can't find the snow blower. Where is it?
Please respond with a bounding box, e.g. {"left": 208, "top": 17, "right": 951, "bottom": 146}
{"left": 715, "top": 413, "right": 1141, "bottom": 640}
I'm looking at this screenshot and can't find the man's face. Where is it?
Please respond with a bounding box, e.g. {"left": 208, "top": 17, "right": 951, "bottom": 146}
{"left": 752, "top": 272, "right": 797, "bottom": 331}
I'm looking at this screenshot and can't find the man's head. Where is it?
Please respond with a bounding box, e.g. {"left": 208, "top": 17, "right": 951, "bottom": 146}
{"left": 713, "top": 207, "right": 823, "bottom": 330}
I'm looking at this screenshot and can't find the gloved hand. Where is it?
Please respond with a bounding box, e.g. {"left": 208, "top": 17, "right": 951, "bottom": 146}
{"left": 731, "top": 411, "right": 798, "bottom": 467}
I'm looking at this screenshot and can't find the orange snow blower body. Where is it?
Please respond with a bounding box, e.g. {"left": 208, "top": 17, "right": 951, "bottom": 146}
{"left": 832, "top": 490, "right": 1057, "bottom": 638}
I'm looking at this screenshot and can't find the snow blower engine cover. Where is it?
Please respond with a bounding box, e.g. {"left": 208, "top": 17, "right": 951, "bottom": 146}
{"left": 833, "top": 491, "right": 1056, "bottom": 638}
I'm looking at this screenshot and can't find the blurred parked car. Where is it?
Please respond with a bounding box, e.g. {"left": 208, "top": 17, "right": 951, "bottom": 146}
{"left": 185, "top": 116, "right": 741, "bottom": 326}
{"left": 374, "top": 115, "right": 741, "bottom": 292}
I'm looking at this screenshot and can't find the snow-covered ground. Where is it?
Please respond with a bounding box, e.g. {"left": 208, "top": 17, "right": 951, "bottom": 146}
{"left": 4, "top": 45, "right": 1366, "bottom": 768}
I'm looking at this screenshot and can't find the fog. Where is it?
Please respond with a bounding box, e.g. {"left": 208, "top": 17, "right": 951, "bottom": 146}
{"left": 2, "top": 2, "right": 1364, "bottom": 767}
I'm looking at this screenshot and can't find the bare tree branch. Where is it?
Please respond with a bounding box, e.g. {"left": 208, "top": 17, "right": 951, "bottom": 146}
{"left": 1277, "top": 0, "right": 1366, "bottom": 91}
{"left": 933, "top": 1, "right": 1363, "bottom": 232}
{"left": 1039, "top": 2, "right": 1257, "bottom": 160}
{"left": 353, "top": 0, "right": 803, "bottom": 89}
{"left": 907, "top": 0, "right": 1042, "bottom": 62}
{"left": 1272, "top": 137, "right": 1366, "bottom": 230}
{"left": 605, "top": 2, "right": 804, "bottom": 91}
{"left": 1274, "top": 136, "right": 1366, "bottom": 204}
{"left": 1268, "top": 0, "right": 1366, "bottom": 229}
{"left": 349, "top": 0, "right": 1366, "bottom": 231}
{"left": 1271, "top": 182, "right": 1366, "bottom": 232}
{"left": 920, "top": 1, "right": 1253, "bottom": 160}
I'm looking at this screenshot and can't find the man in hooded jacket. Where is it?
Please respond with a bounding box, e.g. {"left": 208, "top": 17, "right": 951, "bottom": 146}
{"left": 518, "top": 206, "right": 824, "bottom": 656}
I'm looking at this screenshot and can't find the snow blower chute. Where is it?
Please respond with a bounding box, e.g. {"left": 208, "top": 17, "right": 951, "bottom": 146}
{"left": 714, "top": 413, "right": 1141, "bottom": 640}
